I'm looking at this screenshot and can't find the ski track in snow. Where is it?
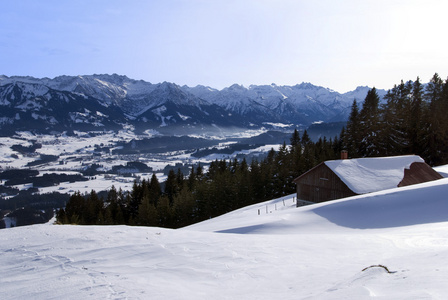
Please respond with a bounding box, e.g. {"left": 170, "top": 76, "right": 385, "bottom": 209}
{"left": 2, "top": 178, "right": 448, "bottom": 299}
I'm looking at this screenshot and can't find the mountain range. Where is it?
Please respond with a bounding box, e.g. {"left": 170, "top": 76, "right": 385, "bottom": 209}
{"left": 0, "top": 74, "right": 386, "bottom": 136}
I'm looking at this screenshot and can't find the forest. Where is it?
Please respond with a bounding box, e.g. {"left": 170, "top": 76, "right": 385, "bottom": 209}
{"left": 56, "top": 73, "right": 448, "bottom": 228}
{"left": 341, "top": 73, "right": 448, "bottom": 166}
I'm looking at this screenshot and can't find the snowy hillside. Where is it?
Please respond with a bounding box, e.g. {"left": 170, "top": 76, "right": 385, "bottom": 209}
{"left": 1, "top": 173, "right": 448, "bottom": 299}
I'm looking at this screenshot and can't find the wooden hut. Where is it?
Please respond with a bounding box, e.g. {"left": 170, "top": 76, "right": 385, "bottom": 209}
{"left": 293, "top": 155, "right": 443, "bottom": 206}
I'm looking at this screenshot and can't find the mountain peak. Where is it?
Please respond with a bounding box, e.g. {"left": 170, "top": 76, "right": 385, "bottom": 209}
{"left": 227, "top": 84, "right": 247, "bottom": 91}
{"left": 0, "top": 73, "right": 386, "bottom": 135}
{"left": 296, "top": 82, "right": 316, "bottom": 89}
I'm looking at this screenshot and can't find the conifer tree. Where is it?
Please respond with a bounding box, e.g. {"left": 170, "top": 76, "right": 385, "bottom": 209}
{"left": 148, "top": 173, "right": 161, "bottom": 206}
{"left": 359, "top": 87, "right": 381, "bottom": 156}
{"left": 172, "top": 185, "right": 196, "bottom": 227}
{"left": 187, "top": 167, "right": 196, "bottom": 191}
{"left": 164, "top": 169, "right": 177, "bottom": 205}
{"left": 128, "top": 181, "right": 141, "bottom": 219}
{"left": 84, "top": 190, "right": 103, "bottom": 225}
{"left": 409, "top": 77, "right": 426, "bottom": 155}
{"left": 176, "top": 168, "right": 184, "bottom": 190}
{"left": 424, "top": 73, "right": 445, "bottom": 165}
{"left": 104, "top": 185, "right": 121, "bottom": 225}
{"left": 157, "top": 195, "right": 172, "bottom": 227}
{"left": 290, "top": 129, "right": 301, "bottom": 147}
{"left": 301, "top": 130, "right": 311, "bottom": 146}
{"left": 136, "top": 195, "right": 157, "bottom": 226}
{"left": 196, "top": 164, "right": 204, "bottom": 181}
{"left": 64, "top": 191, "right": 85, "bottom": 224}
{"left": 56, "top": 208, "right": 67, "bottom": 224}
{"left": 344, "top": 99, "right": 361, "bottom": 157}
{"left": 236, "top": 158, "right": 252, "bottom": 206}
{"left": 249, "top": 159, "right": 266, "bottom": 202}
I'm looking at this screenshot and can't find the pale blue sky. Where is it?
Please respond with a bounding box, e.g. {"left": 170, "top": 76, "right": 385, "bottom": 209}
{"left": 1, "top": 0, "right": 447, "bottom": 92}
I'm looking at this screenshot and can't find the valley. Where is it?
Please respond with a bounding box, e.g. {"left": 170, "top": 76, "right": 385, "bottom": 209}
{"left": 0, "top": 130, "right": 288, "bottom": 188}
{"left": 0, "top": 74, "right": 377, "bottom": 228}
{"left": 0, "top": 128, "right": 294, "bottom": 227}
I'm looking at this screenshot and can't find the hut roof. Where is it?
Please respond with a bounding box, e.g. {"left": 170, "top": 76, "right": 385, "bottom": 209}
{"left": 324, "top": 155, "right": 424, "bottom": 194}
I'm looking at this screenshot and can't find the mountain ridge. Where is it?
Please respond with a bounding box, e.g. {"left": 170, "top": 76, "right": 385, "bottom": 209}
{"left": 0, "top": 74, "right": 386, "bottom": 136}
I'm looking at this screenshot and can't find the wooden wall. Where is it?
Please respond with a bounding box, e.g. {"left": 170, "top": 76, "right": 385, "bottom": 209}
{"left": 294, "top": 163, "right": 356, "bottom": 205}
{"left": 398, "top": 162, "right": 443, "bottom": 187}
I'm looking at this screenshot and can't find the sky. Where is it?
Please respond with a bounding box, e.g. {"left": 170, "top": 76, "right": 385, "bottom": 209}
{"left": 1, "top": 0, "right": 447, "bottom": 93}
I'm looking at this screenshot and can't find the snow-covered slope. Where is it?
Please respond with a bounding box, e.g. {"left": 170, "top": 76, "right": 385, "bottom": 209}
{"left": 1, "top": 174, "right": 448, "bottom": 299}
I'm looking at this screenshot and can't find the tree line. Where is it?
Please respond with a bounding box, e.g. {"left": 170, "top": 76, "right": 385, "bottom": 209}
{"left": 56, "top": 72, "right": 448, "bottom": 228}
{"left": 56, "top": 130, "right": 343, "bottom": 228}
{"left": 341, "top": 73, "right": 448, "bottom": 165}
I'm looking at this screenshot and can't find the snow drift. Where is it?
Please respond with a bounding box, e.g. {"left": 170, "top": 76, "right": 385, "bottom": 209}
{"left": 1, "top": 177, "right": 448, "bottom": 299}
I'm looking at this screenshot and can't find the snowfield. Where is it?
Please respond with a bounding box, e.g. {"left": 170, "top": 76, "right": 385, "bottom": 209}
{"left": 2, "top": 177, "right": 448, "bottom": 299}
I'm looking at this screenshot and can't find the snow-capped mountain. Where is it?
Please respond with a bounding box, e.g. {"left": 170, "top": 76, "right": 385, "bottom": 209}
{"left": 183, "top": 82, "right": 385, "bottom": 125}
{"left": 0, "top": 81, "right": 127, "bottom": 135}
{"left": 0, "top": 74, "right": 384, "bottom": 135}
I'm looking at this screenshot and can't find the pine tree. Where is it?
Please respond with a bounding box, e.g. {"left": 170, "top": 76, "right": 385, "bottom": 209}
{"left": 172, "top": 185, "right": 196, "bottom": 227}
{"left": 409, "top": 77, "right": 426, "bottom": 155}
{"left": 187, "top": 166, "right": 196, "bottom": 191}
{"left": 196, "top": 164, "right": 204, "bottom": 181}
{"left": 106, "top": 185, "right": 118, "bottom": 205}
{"left": 136, "top": 195, "right": 157, "bottom": 226}
{"left": 157, "top": 195, "right": 172, "bottom": 227}
{"left": 344, "top": 99, "right": 361, "bottom": 157}
{"left": 164, "top": 169, "right": 177, "bottom": 205}
{"left": 249, "top": 159, "right": 266, "bottom": 202}
{"left": 148, "top": 173, "right": 161, "bottom": 206}
{"left": 382, "top": 82, "right": 410, "bottom": 155}
{"left": 128, "top": 181, "right": 141, "bottom": 219}
{"left": 301, "top": 130, "right": 311, "bottom": 146}
{"left": 104, "top": 185, "right": 121, "bottom": 225}
{"left": 64, "top": 191, "right": 85, "bottom": 224}
{"left": 56, "top": 208, "right": 67, "bottom": 224}
{"left": 176, "top": 168, "right": 184, "bottom": 190}
{"left": 84, "top": 190, "right": 103, "bottom": 225}
{"left": 236, "top": 158, "right": 252, "bottom": 206}
{"left": 290, "top": 129, "right": 301, "bottom": 147}
{"left": 424, "top": 73, "right": 445, "bottom": 165}
{"left": 359, "top": 88, "right": 381, "bottom": 156}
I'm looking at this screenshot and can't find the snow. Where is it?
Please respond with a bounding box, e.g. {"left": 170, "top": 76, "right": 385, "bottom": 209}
{"left": 0, "top": 116, "right": 13, "bottom": 124}
{"left": 187, "top": 127, "right": 268, "bottom": 140}
{"left": 177, "top": 112, "right": 191, "bottom": 120}
{"left": 2, "top": 173, "right": 448, "bottom": 299}
{"left": 194, "top": 144, "right": 282, "bottom": 162}
{"left": 324, "top": 155, "right": 425, "bottom": 194}
{"left": 262, "top": 122, "right": 293, "bottom": 128}
{"left": 434, "top": 164, "right": 448, "bottom": 178}
{"left": 152, "top": 105, "right": 168, "bottom": 127}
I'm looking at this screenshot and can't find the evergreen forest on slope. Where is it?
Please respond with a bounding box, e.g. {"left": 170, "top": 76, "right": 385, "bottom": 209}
{"left": 57, "top": 73, "right": 448, "bottom": 228}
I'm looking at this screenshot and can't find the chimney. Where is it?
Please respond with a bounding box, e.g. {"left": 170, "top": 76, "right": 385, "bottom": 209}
{"left": 341, "top": 150, "right": 348, "bottom": 160}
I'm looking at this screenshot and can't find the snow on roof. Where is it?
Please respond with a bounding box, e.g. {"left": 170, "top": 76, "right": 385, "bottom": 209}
{"left": 324, "top": 155, "right": 425, "bottom": 194}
